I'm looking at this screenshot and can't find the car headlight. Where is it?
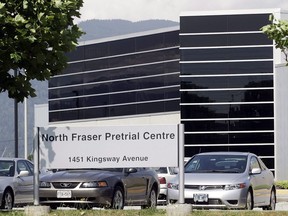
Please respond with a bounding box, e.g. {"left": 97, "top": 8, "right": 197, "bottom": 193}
{"left": 40, "top": 181, "right": 51, "bottom": 188}
{"left": 224, "top": 183, "right": 246, "bottom": 190}
{"left": 80, "top": 181, "right": 108, "bottom": 188}
{"left": 167, "top": 183, "right": 179, "bottom": 190}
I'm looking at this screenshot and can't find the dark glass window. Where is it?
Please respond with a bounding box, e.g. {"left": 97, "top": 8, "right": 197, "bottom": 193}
{"left": 181, "top": 61, "right": 273, "bottom": 75}
{"left": 181, "top": 75, "right": 273, "bottom": 89}
{"left": 165, "top": 100, "right": 180, "bottom": 111}
{"left": 181, "top": 103, "right": 274, "bottom": 119}
{"left": 49, "top": 99, "right": 180, "bottom": 122}
{"left": 109, "top": 38, "right": 135, "bottom": 55}
{"left": 135, "top": 34, "right": 164, "bottom": 51}
{"left": 165, "top": 60, "right": 180, "bottom": 72}
{"left": 181, "top": 47, "right": 273, "bottom": 61}
{"left": 137, "top": 89, "right": 164, "bottom": 102}
{"left": 164, "top": 30, "right": 180, "bottom": 47}
{"left": 136, "top": 101, "right": 165, "bottom": 114}
{"left": 57, "top": 62, "right": 85, "bottom": 76}
{"left": 83, "top": 84, "right": 110, "bottom": 95}
{"left": 84, "top": 43, "right": 109, "bottom": 59}
{"left": 65, "top": 46, "right": 85, "bottom": 62}
{"left": 52, "top": 61, "right": 179, "bottom": 89}
{"left": 50, "top": 87, "right": 180, "bottom": 111}
{"left": 110, "top": 92, "right": 136, "bottom": 104}
{"left": 180, "top": 33, "right": 272, "bottom": 47}
{"left": 181, "top": 89, "right": 273, "bottom": 103}
{"left": 137, "top": 76, "right": 165, "bottom": 89}
{"left": 181, "top": 15, "right": 227, "bottom": 33}
{"left": 50, "top": 75, "right": 170, "bottom": 100}
{"left": 165, "top": 74, "right": 180, "bottom": 86}
{"left": 180, "top": 14, "right": 270, "bottom": 33}
{"left": 84, "top": 59, "right": 110, "bottom": 71}
{"left": 64, "top": 48, "right": 179, "bottom": 77}
{"left": 228, "top": 14, "right": 270, "bottom": 32}
{"left": 184, "top": 119, "right": 274, "bottom": 132}
{"left": 185, "top": 132, "right": 274, "bottom": 144}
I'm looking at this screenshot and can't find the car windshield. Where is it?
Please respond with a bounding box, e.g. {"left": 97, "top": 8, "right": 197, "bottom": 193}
{"left": 152, "top": 167, "right": 168, "bottom": 174}
{"left": 0, "top": 160, "right": 15, "bottom": 177}
{"left": 52, "top": 168, "right": 123, "bottom": 173}
{"left": 185, "top": 154, "right": 247, "bottom": 174}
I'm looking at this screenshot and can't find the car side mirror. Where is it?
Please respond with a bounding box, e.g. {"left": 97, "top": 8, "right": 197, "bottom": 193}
{"left": 18, "top": 170, "right": 29, "bottom": 177}
{"left": 251, "top": 168, "right": 261, "bottom": 175}
{"left": 126, "top": 168, "right": 137, "bottom": 174}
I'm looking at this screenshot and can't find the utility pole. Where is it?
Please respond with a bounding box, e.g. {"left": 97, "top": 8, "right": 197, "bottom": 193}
{"left": 14, "top": 69, "right": 18, "bottom": 157}
{"left": 24, "top": 97, "right": 28, "bottom": 159}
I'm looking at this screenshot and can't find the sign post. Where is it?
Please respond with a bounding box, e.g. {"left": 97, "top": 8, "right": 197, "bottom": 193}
{"left": 178, "top": 124, "right": 185, "bottom": 204}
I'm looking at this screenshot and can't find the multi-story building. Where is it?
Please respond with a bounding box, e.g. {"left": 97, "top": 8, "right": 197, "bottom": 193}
{"left": 46, "top": 9, "right": 288, "bottom": 180}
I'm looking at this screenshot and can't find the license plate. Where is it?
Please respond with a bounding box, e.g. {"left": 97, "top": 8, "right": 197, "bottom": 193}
{"left": 57, "top": 190, "right": 72, "bottom": 198}
{"left": 193, "top": 193, "right": 208, "bottom": 202}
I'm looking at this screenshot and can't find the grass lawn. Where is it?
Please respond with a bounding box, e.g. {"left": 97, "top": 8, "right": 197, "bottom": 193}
{"left": 8, "top": 209, "right": 288, "bottom": 216}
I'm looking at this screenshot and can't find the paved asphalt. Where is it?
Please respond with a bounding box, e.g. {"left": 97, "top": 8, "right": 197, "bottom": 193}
{"left": 11, "top": 189, "right": 288, "bottom": 212}
{"left": 275, "top": 189, "right": 288, "bottom": 211}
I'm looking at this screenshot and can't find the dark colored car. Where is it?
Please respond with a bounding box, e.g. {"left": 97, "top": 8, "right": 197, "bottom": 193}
{"left": 39, "top": 167, "right": 159, "bottom": 209}
{"left": 0, "top": 158, "right": 34, "bottom": 210}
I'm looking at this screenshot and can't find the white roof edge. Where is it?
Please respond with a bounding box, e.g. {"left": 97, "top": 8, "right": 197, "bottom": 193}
{"left": 77, "top": 25, "right": 180, "bottom": 47}
{"left": 180, "top": 8, "right": 285, "bottom": 16}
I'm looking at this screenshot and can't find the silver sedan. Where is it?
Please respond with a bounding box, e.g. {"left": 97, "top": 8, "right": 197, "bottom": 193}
{"left": 0, "top": 158, "right": 34, "bottom": 210}
{"left": 167, "top": 152, "right": 276, "bottom": 210}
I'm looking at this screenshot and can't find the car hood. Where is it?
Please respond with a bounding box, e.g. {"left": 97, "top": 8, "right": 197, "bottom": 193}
{"left": 40, "top": 169, "right": 120, "bottom": 182}
{"left": 172, "top": 173, "right": 248, "bottom": 185}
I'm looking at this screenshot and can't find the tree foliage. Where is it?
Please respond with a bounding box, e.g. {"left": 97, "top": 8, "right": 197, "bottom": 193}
{"left": 261, "top": 15, "right": 288, "bottom": 64}
{"left": 0, "top": 0, "right": 83, "bottom": 102}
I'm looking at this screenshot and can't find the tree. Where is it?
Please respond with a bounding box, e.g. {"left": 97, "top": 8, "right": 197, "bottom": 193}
{"left": 0, "top": 0, "right": 83, "bottom": 102}
{"left": 261, "top": 15, "right": 288, "bottom": 65}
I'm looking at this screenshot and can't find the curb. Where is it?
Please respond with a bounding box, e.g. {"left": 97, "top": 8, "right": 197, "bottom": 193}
{"left": 277, "top": 189, "right": 288, "bottom": 202}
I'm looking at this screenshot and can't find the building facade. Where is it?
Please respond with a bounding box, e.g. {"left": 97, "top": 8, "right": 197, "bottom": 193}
{"left": 179, "top": 9, "right": 288, "bottom": 180}
{"left": 48, "top": 27, "right": 180, "bottom": 125}
{"left": 47, "top": 9, "right": 288, "bottom": 180}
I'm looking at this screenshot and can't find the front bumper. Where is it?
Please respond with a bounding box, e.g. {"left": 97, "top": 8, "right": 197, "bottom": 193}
{"left": 167, "top": 187, "right": 248, "bottom": 209}
{"left": 39, "top": 187, "right": 114, "bottom": 208}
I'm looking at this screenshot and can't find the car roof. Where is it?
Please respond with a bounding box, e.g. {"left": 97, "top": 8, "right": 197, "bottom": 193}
{"left": 0, "top": 157, "right": 28, "bottom": 161}
{"left": 195, "top": 152, "right": 255, "bottom": 157}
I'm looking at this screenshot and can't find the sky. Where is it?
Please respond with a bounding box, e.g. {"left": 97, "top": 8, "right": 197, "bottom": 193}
{"left": 77, "top": 0, "right": 288, "bottom": 23}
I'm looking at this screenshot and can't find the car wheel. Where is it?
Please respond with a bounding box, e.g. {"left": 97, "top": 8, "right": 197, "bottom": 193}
{"left": 0, "top": 190, "right": 13, "bottom": 210}
{"left": 245, "top": 190, "right": 253, "bottom": 210}
{"left": 49, "top": 204, "right": 58, "bottom": 210}
{"left": 263, "top": 189, "right": 276, "bottom": 210}
{"left": 141, "top": 187, "right": 157, "bottom": 209}
{"left": 111, "top": 186, "right": 124, "bottom": 209}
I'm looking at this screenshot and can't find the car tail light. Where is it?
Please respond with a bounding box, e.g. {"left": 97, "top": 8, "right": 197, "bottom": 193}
{"left": 158, "top": 177, "right": 166, "bottom": 184}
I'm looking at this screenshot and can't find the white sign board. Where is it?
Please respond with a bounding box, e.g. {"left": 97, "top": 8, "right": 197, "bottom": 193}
{"left": 39, "top": 125, "right": 178, "bottom": 169}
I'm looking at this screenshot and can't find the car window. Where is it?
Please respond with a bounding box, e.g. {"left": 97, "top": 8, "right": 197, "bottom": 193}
{"left": 17, "top": 160, "right": 33, "bottom": 175}
{"left": 0, "top": 160, "right": 14, "bottom": 177}
{"left": 258, "top": 158, "right": 268, "bottom": 170}
{"left": 250, "top": 156, "right": 261, "bottom": 171}
{"left": 26, "top": 161, "right": 34, "bottom": 173}
{"left": 185, "top": 155, "right": 247, "bottom": 173}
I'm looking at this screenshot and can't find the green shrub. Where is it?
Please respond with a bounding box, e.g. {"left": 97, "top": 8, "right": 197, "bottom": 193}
{"left": 276, "top": 181, "right": 288, "bottom": 189}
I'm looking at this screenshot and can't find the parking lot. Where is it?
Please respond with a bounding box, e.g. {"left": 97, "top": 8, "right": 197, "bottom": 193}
{"left": 274, "top": 189, "right": 288, "bottom": 210}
